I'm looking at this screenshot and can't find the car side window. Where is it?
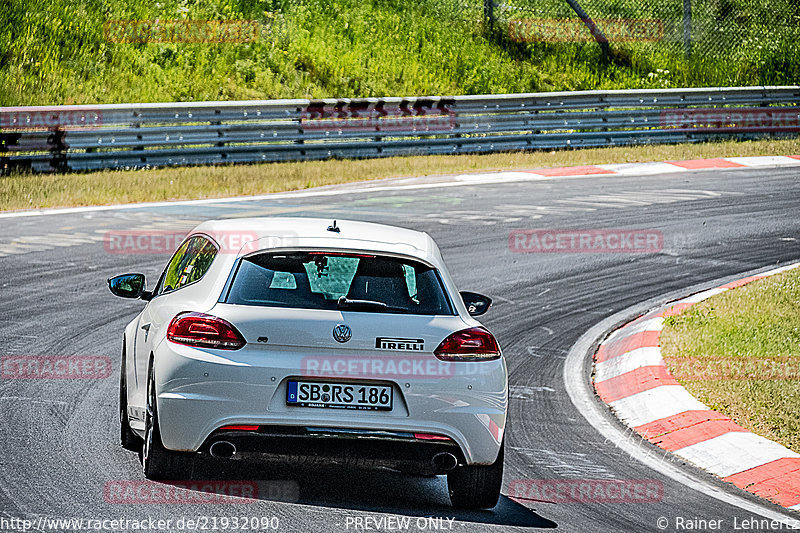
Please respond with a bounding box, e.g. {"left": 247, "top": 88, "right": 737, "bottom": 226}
{"left": 158, "top": 236, "right": 218, "bottom": 295}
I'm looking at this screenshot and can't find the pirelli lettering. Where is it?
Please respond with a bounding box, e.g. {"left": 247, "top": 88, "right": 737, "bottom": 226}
{"left": 376, "top": 337, "right": 425, "bottom": 351}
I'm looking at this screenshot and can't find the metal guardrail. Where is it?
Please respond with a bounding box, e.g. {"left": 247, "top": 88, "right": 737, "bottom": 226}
{"left": 2, "top": 87, "right": 799, "bottom": 173}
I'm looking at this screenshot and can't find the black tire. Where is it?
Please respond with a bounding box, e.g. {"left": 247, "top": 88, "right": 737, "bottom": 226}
{"left": 119, "top": 341, "right": 142, "bottom": 451}
{"left": 142, "top": 362, "right": 181, "bottom": 480}
{"left": 447, "top": 440, "right": 504, "bottom": 509}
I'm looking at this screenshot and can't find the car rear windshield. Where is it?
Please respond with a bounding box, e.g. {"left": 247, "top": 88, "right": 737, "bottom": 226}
{"left": 225, "top": 252, "right": 454, "bottom": 315}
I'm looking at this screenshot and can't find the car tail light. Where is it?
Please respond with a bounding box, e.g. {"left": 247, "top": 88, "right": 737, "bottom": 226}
{"left": 167, "top": 312, "right": 246, "bottom": 350}
{"left": 434, "top": 327, "right": 501, "bottom": 361}
{"left": 220, "top": 425, "right": 259, "bottom": 431}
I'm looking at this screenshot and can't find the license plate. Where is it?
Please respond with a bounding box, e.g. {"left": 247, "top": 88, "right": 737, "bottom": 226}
{"left": 287, "top": 381, "right": 393, "bottom": 411}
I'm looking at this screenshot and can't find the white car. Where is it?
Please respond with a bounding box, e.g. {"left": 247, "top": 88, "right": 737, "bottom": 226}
{"left": 109, "top": 217, "right": 508, "bottom": 508}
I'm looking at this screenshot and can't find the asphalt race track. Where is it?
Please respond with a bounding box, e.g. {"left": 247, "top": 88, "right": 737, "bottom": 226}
{"left": 1, "top": 166, "right": 799, "bottom": 532}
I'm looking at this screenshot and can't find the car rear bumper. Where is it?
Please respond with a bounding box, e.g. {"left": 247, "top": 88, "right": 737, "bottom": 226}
{"left": 153, "top": 341, "right": 508, "bottom": 465}
{"left": 199, "top": 425, "right": 466, "bottom": 474}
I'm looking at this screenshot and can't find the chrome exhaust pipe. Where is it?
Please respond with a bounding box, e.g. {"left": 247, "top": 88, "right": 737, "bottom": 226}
{"left": 432, "top": 452, "right": 458, "bottom": 472}
{"left": 209, "top": 440, "right": 236, "bottom": 459}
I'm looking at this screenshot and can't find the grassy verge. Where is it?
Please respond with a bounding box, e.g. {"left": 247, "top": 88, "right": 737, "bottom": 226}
{"left": 2, "top": 138, "right": 800, "bottom": 212}
{"left": 2, "top": 0, "right": 799, "bottom": 106}
{"left": 661, "top": 267, "right": 800, "bottom": 454}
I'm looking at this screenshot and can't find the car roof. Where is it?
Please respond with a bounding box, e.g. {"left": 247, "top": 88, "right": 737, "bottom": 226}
{"left": 189, "top": 217, "right": 440, "bottom": 264}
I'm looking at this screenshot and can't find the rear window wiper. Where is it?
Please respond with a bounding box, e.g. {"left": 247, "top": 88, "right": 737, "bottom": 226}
{"left": 337, "top": 296, "right": 406, "bottom": 312}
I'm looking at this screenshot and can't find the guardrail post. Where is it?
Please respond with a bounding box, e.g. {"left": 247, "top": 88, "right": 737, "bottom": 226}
{"left": 50, "top": 128, "right": 69, "bottom": 172}
{"left": 295, "top": 104, "right": 306, "bottom": 158}
{"left": 598, "top": 95, "right": 609, "bottom": 141}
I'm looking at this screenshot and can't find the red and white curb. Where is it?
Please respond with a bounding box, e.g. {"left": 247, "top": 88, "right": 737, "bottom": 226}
{"left": 594, "top": 263, "right": 800, "bottom": 512}
{"left": 455, "top": 155, "right": 800, "bottom": 184}
{"left": 2, "top": 154, "right": 800, "bottom": 219}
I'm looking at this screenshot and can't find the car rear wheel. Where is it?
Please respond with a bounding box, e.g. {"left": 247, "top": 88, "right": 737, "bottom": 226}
{"left": 119, "top": 342, "right": 142, "bottom": 451}
{"left": 142, "top": 363, "right": 182, "bottom": 480}
{"left": 447, "top": 440, "right": 504, "bottom": 509}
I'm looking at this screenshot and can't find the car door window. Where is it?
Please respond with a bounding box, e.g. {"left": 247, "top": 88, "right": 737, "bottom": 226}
{"left": 159, "top": 236, "right": 218, "bottom": 295}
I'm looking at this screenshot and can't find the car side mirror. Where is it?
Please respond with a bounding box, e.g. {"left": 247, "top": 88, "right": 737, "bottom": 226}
{"left": 108, "top": 273, "right": 152, "bottom": 301}
{"left": 460, "top": 291, "right": 492, "bottom": 317}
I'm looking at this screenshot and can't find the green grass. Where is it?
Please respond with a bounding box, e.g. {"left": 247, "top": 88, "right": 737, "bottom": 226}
{"left": 661, "top": 268, "right": 800, "bottom": 454}
{"left": 1, "top": 0, "right": 799, "bottom": 106}
{"left": 2, "top": 137, "right": 799, "bottom": 211}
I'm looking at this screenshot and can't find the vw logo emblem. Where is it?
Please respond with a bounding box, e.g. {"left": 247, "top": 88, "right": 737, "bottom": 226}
{"left": 332, "top": 324, "right": 352, "bottom": 343}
